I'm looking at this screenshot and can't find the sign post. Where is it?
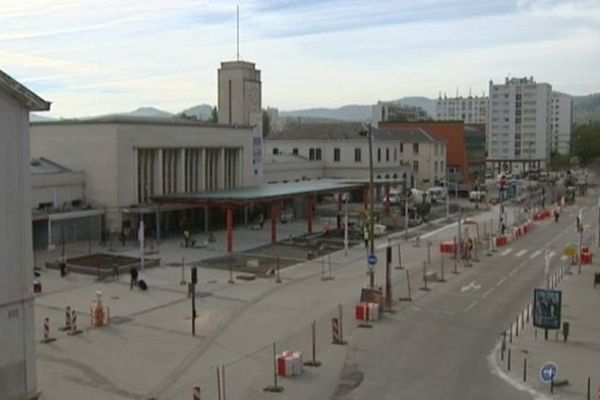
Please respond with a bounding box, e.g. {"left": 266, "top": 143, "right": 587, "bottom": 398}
{"left": 539, "top": 361, "right": 558, "bottom": 384}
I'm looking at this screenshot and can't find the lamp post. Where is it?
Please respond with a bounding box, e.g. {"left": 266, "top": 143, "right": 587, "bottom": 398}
{"left": 367, "top": 122, "right": 375, "bottom": 289}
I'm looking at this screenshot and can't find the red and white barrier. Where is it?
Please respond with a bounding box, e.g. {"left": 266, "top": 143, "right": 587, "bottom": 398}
{"left": 367, "top": 303, "right": 380, "bottom": 321}
{"left": 41, "top": 317, "right": 56, "bottom": 343}
{"left": 277, "top": 351, "right": 304, "bottom": 377}
{"left": 60, "top": 306, "right": 72, "bottom": 331}
{"left": 355, "top": 303, "right": 370, "bottom": 322}
{"left": 331, "top": 318, "right": 341, "bottom": 344}
{"left": 439, "top": 241, "right": 455, "bottom": 254}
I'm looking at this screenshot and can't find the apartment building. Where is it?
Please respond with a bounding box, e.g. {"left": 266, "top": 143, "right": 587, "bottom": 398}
{"left": 436, "top": 95, "right": 488, "bottom": 124}
{"left": 550, "top": 92, "right": 573, "bottom": 156}
{"left": 487, "top": 76, "right": 552, "bottom": 173}
{"left": 372, "top": 101, "right": 430, "bottom": 126}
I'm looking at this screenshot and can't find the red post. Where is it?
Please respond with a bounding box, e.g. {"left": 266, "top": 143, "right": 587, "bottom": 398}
{"left": 385, "top": 184, "right": 391, "bottom": 214}
{"left": 307, "top": 196, "right": 314, "bottom": 234}
{"left": 271, "top": 203, "right": 278, "bottom": 244}
{"left": 226, "top": 208, "right": 233, "bottom": 254}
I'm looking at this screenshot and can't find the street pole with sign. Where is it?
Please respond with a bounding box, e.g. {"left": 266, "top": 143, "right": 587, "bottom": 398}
{"left": 367, "top": 123, "right": 375, "bottom": 288}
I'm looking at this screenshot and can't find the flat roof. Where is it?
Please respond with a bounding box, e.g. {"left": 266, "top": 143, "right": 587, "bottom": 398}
{"left": 31, "top": 115, "right": 252, "bottom": 129}
{"left": 152, "top": 180, "right": 365, "bottom": 206}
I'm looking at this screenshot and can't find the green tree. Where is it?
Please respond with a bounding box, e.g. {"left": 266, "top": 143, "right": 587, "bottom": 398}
{"left": 572, "top": 124, "right": 600, "bottom": 165}
{"left": 262, "top": 110, "right": 271, "bottom": 138}
{"left": 210, "top": 106, "right": 218, "bottom": 123}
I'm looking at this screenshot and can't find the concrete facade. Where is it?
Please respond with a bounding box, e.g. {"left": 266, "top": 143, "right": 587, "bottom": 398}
{"left": 30, "top": 158, "right": 84, "bottom": 210}
{"left": 436, "top": 95, "right": 488, "bottom": 124}
{"left": 372, "top": 101, "right": 429, "bottom": 126}
{"left": 31, "top": 118, "right": 256, "bottom": 232}
{"left": 550, "top": 92, "right": 572, "bottom": 156}
{"left": 0, "top": 70, "right": 50, "bottom": 400}
{"left": 265, "top": 122, "right": 445, "bottom": 189}
{"left": 487, "top": 76, "right": 552, "bottom": 172}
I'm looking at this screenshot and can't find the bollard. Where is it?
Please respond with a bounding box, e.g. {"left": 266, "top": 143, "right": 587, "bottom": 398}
{"left": 507, "top": 348, "right": 511, "bottom": 371}
{"left": 427, "top": 240, "right": 431, "bottom": 267}
{"left": 68, "top": 310, "right": 82, "bottom": 335}
{"left": 228, "top": 259, "right": 235, "bottom": 284}
{"left": 221, "top": 365, "right": 226, "bottom": 400}
{"left": 180, "top": 256, "right": 187, "bottom": 285}
{"left": 509, "top": 325, "right": 513, "bottom": 343}
{"left": 526, "top": 304, "right": 530, "bottom": 323}
{"left": 193, "top": 386, "right": 201, "bottom": 400}
{"left": 216, "top": 367, "right": 222, "bottom": 400}
{"left": 275, "top": 256, "right": 282, "bottom": 284}
{"left": 41, "top": 317, "right": 56, "bottom": 343}
{"left": 439, "top": 254, "right": 446, "bottom": 282}
{"left": 338, "top": 304, "right": 345, "bottom": 344}
{"left": 515, "top": 318, "right": 519, "bottom": 337}
{"left": 420, "top": 261, "right": 430, "bottom": 291}
{"left": 586, "top": 377, "right": 590, "bottom": 400}
{"left": 523, "top": 358, "right": 527, "bottom": 382}
{"left": 395, "top": 243, "right": 403, "bottom": 270}
{"left": 521, "top": 310, "right": 525, "bottom": 330}
{"left": 331, "top": 317, "right": 346, "bottom": 345}
{"left": 453, "top": 249, "right": 459, "bottom": 275}
{"left": 263, "top": 342, "right": 284, "bottom": 393}
{"left": 60, "top": 306, "right": 72, "bottom": 331}
{"left": 304, "top": 320, "right": 322, "bottom": 367}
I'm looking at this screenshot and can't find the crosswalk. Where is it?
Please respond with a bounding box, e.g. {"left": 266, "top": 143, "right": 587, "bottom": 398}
{"left": 494, "top": 247, "right": 559, "bottom": 260}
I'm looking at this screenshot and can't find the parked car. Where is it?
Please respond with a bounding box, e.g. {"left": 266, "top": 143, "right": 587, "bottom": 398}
{"left": 426, "top": 187, "right": 447, "bottom": 203}
{"left": 469, "top": 190, "right": 486, "bottom": 202}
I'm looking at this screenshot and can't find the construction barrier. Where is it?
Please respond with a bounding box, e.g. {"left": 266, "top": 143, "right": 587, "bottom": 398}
{"left": 496, "top": 235, "right": 509, "bottom": 247}
{"left": 331, "top": 318, "right": 341, "bottom": 344}
{"left": 355, "top": 303, "right": 369, "bottom": 322}
{"left": 581, "top": 247, "right": 592, "bottom": 265}
{"left": 60, "top": 306, "right": 72, "bottom": 331}
{"left": 439, "top": 241, "right": 455, "bottom": 254}
{"left": 90, "top": 291, "right": 110, "bottom": 327}
{"left": 193, "top": 386, "right": 201, "bottom": 400}
{"left": 68, "top": 310, "right": 82, "bottom": 336}
{"left": 41, "top": 317, "right": 56, "bottom": 343}
{"left": 277, "top": 351, "right": 303, "bottom": 377}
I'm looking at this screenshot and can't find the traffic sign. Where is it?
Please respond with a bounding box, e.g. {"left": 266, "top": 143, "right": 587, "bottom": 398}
{"left": 539, "top": 361, "right": 558, "bottom": 383}
{"left": 367, "top": 254, "right": 378, "bottom": 267}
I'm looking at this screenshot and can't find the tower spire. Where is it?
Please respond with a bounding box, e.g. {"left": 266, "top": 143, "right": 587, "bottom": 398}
{"left": 236, "top": 5, "right": 240, "bottom": 61}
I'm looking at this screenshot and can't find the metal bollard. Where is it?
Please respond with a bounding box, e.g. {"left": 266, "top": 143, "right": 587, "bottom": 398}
{"left": 507, "top": 348, "right": 511, "bottom": 371}
{"left": 523, "top": 358, "right": 527, "bottom": 382}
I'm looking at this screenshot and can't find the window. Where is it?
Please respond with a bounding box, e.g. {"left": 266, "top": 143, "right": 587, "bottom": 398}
{"left": 434, "top": 161, "right": 438, "bottom": 173}
{"left": 413, "top": 160, "right": 419, "bottom": 172}
{"left": 315, "top": 148, "right": 322, "bottom": 161}
{"left": 377, "top": 148, "right": 381, "bottom": 162}
{"left": 354, "top": 148, "right": 361, "bottom": 162}
{"left": 292, "top": 148, "right": 298, "bottom": 155}
{"left": 386, "top": 148, "right": 390, "bottom": 162}
{"left": 400, "top": 143, "right": 404, "bottom": 153}
{"left": 394, "top": 148, "right": 397, "bottom": 162}
{"left": 413, "top": 143, "right": 419, "bottom": 154}
{"left": 309, "top": 148, "right": 315, "bottom": 160}
{"left": 333, "top": 148, "right": 341, "bottom": 162}
{"left": 272, "top": 148, "right": 279, "bottom": 155}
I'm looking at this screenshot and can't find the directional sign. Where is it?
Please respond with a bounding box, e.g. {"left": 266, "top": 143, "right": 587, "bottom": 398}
{"left": 367, "top": 254, "right": 378, "bottom": 267}
{"left": 539, "top": 361, "right": 558, "bottom": 383}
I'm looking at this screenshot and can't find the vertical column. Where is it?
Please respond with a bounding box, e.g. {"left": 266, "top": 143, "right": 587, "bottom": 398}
{"left": 157, "top": 149, "right": 164, "bottom": 195}
{"left": 219, "top": 148, "right": 226, "bottom": 189}
{"left": 337, "top": 194, "right": 343, "bottom": 230}
{"left": 385, "top": 184, "right": 391, "bottom": 214}
{"left": 179, "top": 148, "right": 186, "bottom": 192}
{"left": 199, "top": 148, "right": 206, "bottom": 191}
{"left": 204, "top": 206, "right": 209, "bottom": 233}
{"left": 271, "top": 203, "right": 278, "bottom": 244}
{"left": 307, "top": 196, "right": 314, "bottom": 234}
{"left": 133, "top": 148, "right": 139, "bottom": 203}
{"left": 226, "top": 207, "right": 234, "bottom": 254}
{"left": 155, "top": 206, "right": 161, "bottom": 245}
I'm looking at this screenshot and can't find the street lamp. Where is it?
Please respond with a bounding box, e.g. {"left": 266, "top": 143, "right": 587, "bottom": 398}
{"left": 361, "top": 122, "right": 375, "bottom": 289}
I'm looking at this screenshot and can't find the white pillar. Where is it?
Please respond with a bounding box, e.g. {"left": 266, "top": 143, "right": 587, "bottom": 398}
{"left": 157, "top": 149, "right": 164, "bottom": 195}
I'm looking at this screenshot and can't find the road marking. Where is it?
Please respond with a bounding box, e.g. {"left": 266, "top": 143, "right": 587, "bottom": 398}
{"left": 460, "top": 281, "right": 482, "bottom": 293}
{"left": 515, "top": 249, "right": 528, "bottom": 257}
{"left": 529, "top": 250, "right": 542, "bottom": 259}
{"left": 509, "top": 268, "right": 518, "bottom": 276}
{"left": 464, "top": 300, "right": 478, "bottom": 312}
{"left": 496, "top": 277, "right": 507, "bottom": 287}
{"left": 500, "top": 248, "right": 513, "bottom": 256}
{"left": 482, "top": 287, "right": 495, "bottom": 299}
{"left": 547, "top": 251, "right": 556, "bottom": 259}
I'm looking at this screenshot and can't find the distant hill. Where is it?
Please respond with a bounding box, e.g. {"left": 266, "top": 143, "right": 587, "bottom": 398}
{"left": 124, "top": 107, "right": 173, "bottom": 118}
{"left": 30, "top": 114, "right": 56, "bottom": 122}
{"left": 573, "top": 93, "right": 600, "bottom": 125}
{"left": 180, "top": 104, "right": 214, "bottom": 120}
{"left": 280, "top": 96, "right": 437, "bottom": 122}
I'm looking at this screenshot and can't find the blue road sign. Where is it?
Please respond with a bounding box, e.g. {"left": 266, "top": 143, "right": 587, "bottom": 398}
{"left": 367, "top": 254, "right": 378, "bottom": 267}
{"left": 539, "top": 361, "right": 558, "bottom": 383}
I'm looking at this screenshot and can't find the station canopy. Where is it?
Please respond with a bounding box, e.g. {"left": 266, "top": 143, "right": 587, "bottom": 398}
{"left": 151, "top": 179, "right": 365, "bottom": 207}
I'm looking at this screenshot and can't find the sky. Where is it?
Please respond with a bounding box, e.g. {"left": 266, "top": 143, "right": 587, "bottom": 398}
{"left": 2, "top": 0, "right": 600, "bottom": 118}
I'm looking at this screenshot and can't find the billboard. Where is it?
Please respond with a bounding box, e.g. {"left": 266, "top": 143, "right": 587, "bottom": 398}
{"left": 533, "top": 289, "right": 562, "bottom": 330}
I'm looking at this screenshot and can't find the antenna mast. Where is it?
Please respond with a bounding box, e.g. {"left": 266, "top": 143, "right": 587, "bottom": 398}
{"left": 236, "top": 5, "right": 240, "bottom": 61}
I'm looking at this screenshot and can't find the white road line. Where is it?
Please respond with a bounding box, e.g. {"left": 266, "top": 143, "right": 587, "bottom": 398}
{"left": 464, "top": 301, "right": 478, "bottom": 312}
{"left": 509, "top": 268, "right": 518, "bottom": 276}
{"left": 515, "top": 249, "right": 528, "bottom": 257}
{"left": 496, "top": 277, "right": 507, "bottom": 287}
{"left": 500, "top": 248, "right": 513, "bottom": 256}
{"left": 529, "top": 250, "right": 542, "bottom": 259}
{"left": 482, "top": 287, "right": 494, "bottom": 299}
{"left": 547, "top": 251, "right": 556, "bottom": 259}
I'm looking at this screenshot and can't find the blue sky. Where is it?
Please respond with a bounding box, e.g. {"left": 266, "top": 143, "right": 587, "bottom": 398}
{"left": 2, "top": 0, "right": 600, "bottom": 117}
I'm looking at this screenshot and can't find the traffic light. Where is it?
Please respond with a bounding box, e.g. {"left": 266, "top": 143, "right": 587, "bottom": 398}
{"left": 191, "top": 267, "right": 198, "bottom": 284}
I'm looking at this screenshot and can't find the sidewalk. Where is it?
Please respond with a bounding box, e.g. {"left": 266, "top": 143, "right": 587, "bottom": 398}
{"left": 493, "top": 251, "right": 600, "bottom": 399}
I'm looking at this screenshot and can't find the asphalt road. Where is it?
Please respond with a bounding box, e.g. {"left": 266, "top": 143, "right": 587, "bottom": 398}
{"left": 342, "top": 196, "right": 595, "bottom": 400}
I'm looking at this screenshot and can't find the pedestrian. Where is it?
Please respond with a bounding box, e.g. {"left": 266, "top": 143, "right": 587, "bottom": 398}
{"left": 129, "top": 267, "right": 138, "bottom": 290}
{"left": 554, "top": 209, "right": 559, "bottom": 223}
{"left": 363, "top": 225, "right": 369, "bottom": 250}
{"left": 259, "top": 213, "right": 264, "bottom": 229}
{"left": 501, "top": 222, "right": 506, "bottom": 235}
{"left": 59, "top": 255, "right": 67, "bottom": 277}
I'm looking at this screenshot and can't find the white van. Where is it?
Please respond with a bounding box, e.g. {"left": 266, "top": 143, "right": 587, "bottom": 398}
{"left": 426, "top": 187, "right": 447, "bottom": 203}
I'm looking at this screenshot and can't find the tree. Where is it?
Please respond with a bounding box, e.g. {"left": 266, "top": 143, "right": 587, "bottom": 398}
{"left": 571, "top": 124, "right": 600, "bottom": 166}
{"left": 262, "top": 110, "right": 271, "bottom": 138}
{"left": 210, "top": 106, "right": 218, "bottom": 123}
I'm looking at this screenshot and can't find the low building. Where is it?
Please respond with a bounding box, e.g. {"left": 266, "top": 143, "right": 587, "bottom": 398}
{"left": 372, "top": 101, "right": 430, "bottom": 126}
{"left": 550, "top": 92, "right": 572, "bottom": 156}
{"left": 265, "top": 122, "right": 445, "bottom": 189}
{"left": 1, "top": 69, "right": 50, "bottom": 400}
{"left": 436, "top": 94, "right": 488, "bottom": 124}
{"left": 31, "top": 117, "right": 258, "bottom": 238}
{"left": 30, "top": 158, "right": 103, "bottom": 250}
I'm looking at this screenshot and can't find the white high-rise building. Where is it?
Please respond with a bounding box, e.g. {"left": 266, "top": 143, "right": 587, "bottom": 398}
{"left": 550, "top": 92, "right": 572, "bottom": 156}
{"left": 487, "top": 76, "right": 552, "bottom": 173}
{"left": 436, "top": 95, "right": 488, "bottom": 123}
{"left": 1, "top": 70, "right": 50, "bottom": 400}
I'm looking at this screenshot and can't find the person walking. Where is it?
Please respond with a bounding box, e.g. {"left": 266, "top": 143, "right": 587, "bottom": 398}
{"left": 129, "top": 267, "right": 138, "bottom": 290}
{"left": 363, "top": 225, "right": 369, "bottom": 250}
{"left": 259, "top": 213, "right": 264, "bottom": 229}
{"left": 59, "top": 255, "right": 67, "bottom": 277}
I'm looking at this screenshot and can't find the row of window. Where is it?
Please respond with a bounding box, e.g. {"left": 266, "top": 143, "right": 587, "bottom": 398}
{"left": 272, "top": 143, "right": 428, "bottom": 162}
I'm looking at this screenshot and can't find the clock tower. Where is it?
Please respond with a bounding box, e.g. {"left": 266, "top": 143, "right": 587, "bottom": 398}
{"left": 217, "top": 60, "right": 261, "bottom": 126}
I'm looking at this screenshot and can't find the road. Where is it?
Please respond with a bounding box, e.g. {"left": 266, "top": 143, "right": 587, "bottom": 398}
{"left": 341, "top": 196, "right": 595, "bottom": 399}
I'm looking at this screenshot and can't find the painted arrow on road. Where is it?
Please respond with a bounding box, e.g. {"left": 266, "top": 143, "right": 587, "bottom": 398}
{"left": 460, "top": 281, "right": 482, "bottom": 293}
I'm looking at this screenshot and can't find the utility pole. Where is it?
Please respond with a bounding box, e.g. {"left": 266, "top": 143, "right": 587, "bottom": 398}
{"left": 445, "top": 167, "right": 450, "bottom": 219}
{"left": 367, "top": 122, "right": 375, "bottom": 289}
